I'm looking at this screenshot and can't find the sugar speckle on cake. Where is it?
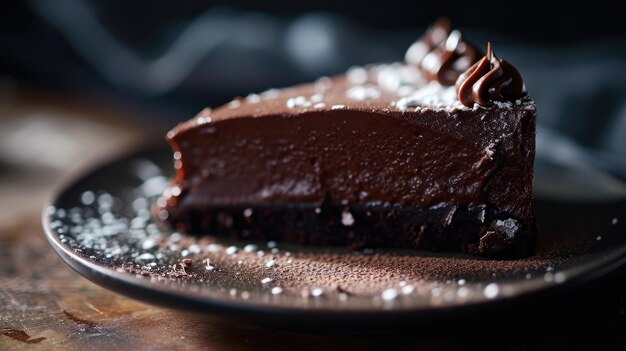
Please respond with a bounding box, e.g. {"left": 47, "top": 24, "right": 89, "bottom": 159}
{"left": 484, "top": 143, "right": 496, "bottom": 158}
{"left": 310, "top": 287, "right": 324, "bottom": 297}
{"left": 310, "top": 93, "right": 324, "bottom": 103}
{"left": 196, "top": 115, "right": 212, "bottom": 125}
{"left": 346, "top": 66, "right": 368, "bottom": 85}
{"left": 286, "top": 96, "right": 311, "bottom": 108}
{"left": 136, "top": 253, "right": 155, "bottom": 261}
{"left": 228, "top": 99, "right": 242, "bottom": 108}
{"left": 395, "top": 82, "right": 461, "bottom": 110}
{"left": 261, "top": 88, "right": 281, "bottom": 100}
{"left": 346, "top": 85, "right": 382, "bottom": 101}
{"left": 490, "top": 218, "right": 520, "bottom": 239}
{"left": 207, "top": 243, "right": 222, "bottom": 252}
{"left": 246, "top": 94, "right": 261, "bottom": 104}
{"left": 493, "top": 100, "right": 514, "bottom": 109}
{"left": 376, "top": 63, "right": 423, "bottom": 93}
{"left": 341, "top": 210, "right": 355, "bottom": 226}
{"left": 141, "top": 238, "right": 156, "bottom": 250}
{"left": 483, "top": 283, "right": 499, "bottom": 298}
{"left": 80, "top": 191, "right": 95, "bottom": 206}
{"left": 381, "top": 288, "right": 399, "bottom": 301}
{"left": 401, "top": 285, "right": 415, "bottom": 295}
{"left": 203, "top": 258, "right": 215, "bottom": 271}
{"left": 243, "top": 244, "right": 258, "bottom": 253}
{"left": 240, "top": 209, "right": 253, "bottom": 222}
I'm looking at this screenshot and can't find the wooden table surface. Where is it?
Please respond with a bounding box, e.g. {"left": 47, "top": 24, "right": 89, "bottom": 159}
{"left": 2, "top": 90, "right": 626, "bottom": 350}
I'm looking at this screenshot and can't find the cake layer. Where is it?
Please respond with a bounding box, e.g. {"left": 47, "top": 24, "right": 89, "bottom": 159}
{"left": 166, "top": 203, "right": 535, "bottom": 256}
{"left": 164, "top": 97, "right": 535, "bottom": 223}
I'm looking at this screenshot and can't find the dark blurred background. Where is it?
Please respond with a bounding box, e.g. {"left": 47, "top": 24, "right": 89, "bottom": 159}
{"left": 0, "top": 1, "right": 625, "bottom": 216}
{"left": 3, "top": 1, "right": 626, "bottom": 117}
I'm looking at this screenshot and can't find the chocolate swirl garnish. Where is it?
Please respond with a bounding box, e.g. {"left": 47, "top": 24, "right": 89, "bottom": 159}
{"left": 405, "top": 17, "right": 451, "bottom": 66}
{"left": 406, "top": 19, "right": 482, "bottom": 86}
{"left": 455, "top": 42, "right": 526, "bottom": 107}
{"left": 421, "top": 30, "right": 482, "bottom": 86}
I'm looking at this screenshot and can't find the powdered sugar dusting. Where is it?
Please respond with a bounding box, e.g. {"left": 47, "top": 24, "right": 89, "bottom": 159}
{"left": 346, "top": 66, "right": 369, "bottom": 85}
{"left": 286, "top": 96, "right": 311, "bottom": 108}
{"left": 376, "top": 63, "right": 425, "bottom": 96}
{"left": 395, "top": 82, "right": 463, "bottom": 110}
{"left": 346, "top": 85, "right": 382, "bottom": 101}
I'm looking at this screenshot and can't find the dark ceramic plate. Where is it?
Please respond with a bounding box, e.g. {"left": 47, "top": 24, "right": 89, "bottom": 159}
{"left": 43, "top": 145, "right": 626, "bottom": 328}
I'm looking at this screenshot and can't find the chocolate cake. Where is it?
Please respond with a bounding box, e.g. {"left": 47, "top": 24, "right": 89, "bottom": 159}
{"left": 155, "top": 20, "right": 536, "bottom": 256}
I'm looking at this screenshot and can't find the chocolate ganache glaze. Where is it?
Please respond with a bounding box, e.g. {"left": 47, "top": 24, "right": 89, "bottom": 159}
{"left": 406, "top": 18, "right": 482, "bottom": 86}
{"left": 157, "top": 32, "right": 536, "bottom": 256}
{"left": 456, "top": 42, "right": 526, "bottom": 107}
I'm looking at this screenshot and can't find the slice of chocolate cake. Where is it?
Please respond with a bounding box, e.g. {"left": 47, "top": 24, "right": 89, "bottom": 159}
{"left": 155, "top": 22, "right": 536, "bottom": 256}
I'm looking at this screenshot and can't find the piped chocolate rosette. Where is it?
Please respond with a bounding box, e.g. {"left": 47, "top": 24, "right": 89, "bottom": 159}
{"left": 405, "top": 17, "right": 452, "bottom": 65}
{"left": 455, "top": 42, "right": 526, "bottom": 107}
{"left": 406, "top": 18, "right": 482, "bottom": 86}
